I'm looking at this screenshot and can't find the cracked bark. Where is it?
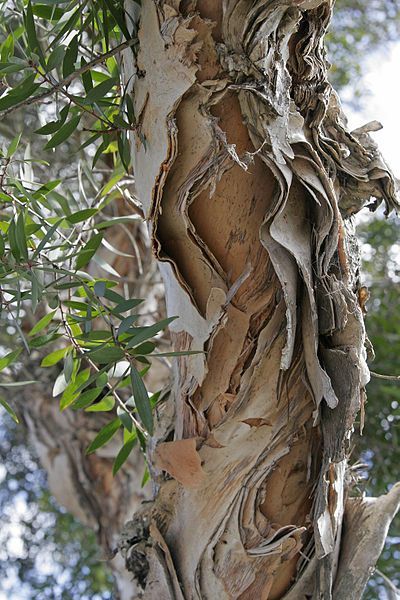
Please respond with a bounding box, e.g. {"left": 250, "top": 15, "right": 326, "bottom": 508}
{"left": 118, "top": 1, "right": 400, "bottom": 599}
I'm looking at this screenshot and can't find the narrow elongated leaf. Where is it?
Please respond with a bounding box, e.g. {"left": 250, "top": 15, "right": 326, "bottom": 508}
{"left": 16, "top": 212, "right": 28, "bottom": 260}
{"left": 60, "top": 367, "right": 90, "bottom": 410}
{"left": 118, "top": 314, "right": 139, "bottom": 336}
{"left": 114, "top": 298, "right": 143, "bottom": 314}
{"left": 0, "top": 396, "right": 19, "bottom": 423}
{"left": 0, "top": 380, "right": 36, "bottom": 387}
{"left": 83, "top": 78, "right": 117, "bottom": 104}
{"left": 130, "top": 365, "right": 153, "bottom": 435}
{"left": 45, "top": 115, "right": 80, "bottom": 150}
{"left": 35, "top": 106, "right": 69, "bottom": 135}
{"left": 28, "top": 310, "right": 56, "bottom": 336}
{"left": 6, "top": 132, "right": 22, "bottom": 158}
{"left": 75, "top": 232, "right": 103, "bottom": 269}
{"left": 85, "top": 395, "right": 115, "bottom": 412}
{"left": 71, "top": 387, "right": 104, "bottom": 410}
{"left": 0, "top": 349, "right": 22, "bottom": 372}
{"left": 67, "top": 208, "right": 97, "bottom": 224}
{"left": 62, "top": 34, "right": 78, "bottom": 78}
{"left": 32, "top": 218, "right": 64, "bottom": 258}
{"left": 86, "top": 417, "right": 121, "bottom": 454}
{"left": 126, "top": 317, "right": 178, "bottom": 349}
{"left": 112, "top": 436, "right": 137, "bottom": 475}
{"left": 47, "top": 44, "right": 66, "bottom": 71}
{"left": 25, "top": 1, "right": 44, "bottom": 62}
{"left": 41, "top": 346, "right": 68, "bottom": 367}
{"left": 8, "top": 220, "right": 20, "bottom": 260}
{"left": 88, "top": 346, "right": 124, "bottom": 364}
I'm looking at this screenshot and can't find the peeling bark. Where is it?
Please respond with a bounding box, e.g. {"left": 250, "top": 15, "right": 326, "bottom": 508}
{"left": 118, "top": 1, "right": 400, "bottom": 598}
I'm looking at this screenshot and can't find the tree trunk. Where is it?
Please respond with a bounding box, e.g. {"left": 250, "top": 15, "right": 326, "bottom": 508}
{"left": 118, "top": 1, "right": 400, "bottom": 598}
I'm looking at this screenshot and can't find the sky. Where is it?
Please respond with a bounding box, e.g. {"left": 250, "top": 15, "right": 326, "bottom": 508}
{"left": 344, "top": 42, "right": 400, "bottom": 177}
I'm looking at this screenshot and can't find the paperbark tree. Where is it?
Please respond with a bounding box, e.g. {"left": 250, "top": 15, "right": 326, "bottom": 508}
{"left": 115, "top": 1, "right": 400, "bottom": 598}
{"left": 11, "top": 1, "right": 400, "bottom": 598}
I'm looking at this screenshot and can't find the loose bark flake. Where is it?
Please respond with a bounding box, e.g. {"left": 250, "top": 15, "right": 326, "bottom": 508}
{"left": 122, "top": 1, "right": 400, "bottom": 598}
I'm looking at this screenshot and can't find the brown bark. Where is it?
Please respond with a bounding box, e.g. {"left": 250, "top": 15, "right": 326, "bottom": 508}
{"left": 118, "top": 1, "right": 399, "bottom": 598}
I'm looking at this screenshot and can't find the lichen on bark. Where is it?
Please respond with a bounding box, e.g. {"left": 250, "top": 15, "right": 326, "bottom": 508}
{"left": 121, "top": 1, "right": 399, "bottom": 598}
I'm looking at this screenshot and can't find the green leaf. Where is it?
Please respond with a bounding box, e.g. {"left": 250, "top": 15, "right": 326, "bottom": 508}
{"left": 95, "top": 215, "right": 141, "bottom": 229}
{"left": 0, "top": 74, "right": 40, "bottom": 111}
{"left": 130, "top": 365, "right": 153, "bottom": 435}
{"left": 113, "top": 298, "right": 143, "bottom": 314}
{"left": 102, "top": 0, "right": 131, "bottom": 40}
{"left": 0, "top": 380, "right": 36, "bottom": 388}
{"left": 60, "top": 367, "right": 90, "bottom": 410}
{"left": 62, "top": 34, "right": 79, "bottom": 78}
{"left": 126, "top": 317, "right": 178, "bottom": 349}
{"left": 0, "top": 349, "right": 22, "bottom": 372}
{"left": 80, "top": 57, "right": 93, "bottom": 93}
{"left": 112, "top": 436, "right": 137, "bottom": 475}
{"left": 41, "top": 346, "right": 68, "bottom": 367}
{"left": 118, "top": 314, "right": 139, "bottom": 336}
{"left": 44, "top": 115, "right": 81, "bottom": 150}
{"left": 117, "top": 131, "right": 131, "bottom": 172}
{"left": 8, "top": 219, "right": 20, "bottom": 261}
{"left": 35, "top": 105, "right": 69, "bottom": 135}
{"left": 86, "top": 417, "right": 121, "bottom": 454}
{"left": 71, "top": 387, "right": 104, "bottom": 410}
{"left": 47, "top": 44, "right": 66, "bottom": 71}
{"left": 32, "top": 217, "right": 64, "bottom": 258}
{"left": 16, "top": 212, "right": 28, "bottom": 260}
{"left": 32, "top": 4, "right": 64, "bottom": 21}
{"left": 94, "top": 280, "right": 106, "bottom": 296}
{"left": 131, "top": 341, "right": 155, "bottom": 356}
{"left": 25, "top": 1, "right": 44, "bottom": 62}
{"left": 88, "top": 346, "right": 125, "bottom": 364}
{"left": 75, "top": 232, "right": 103, "bottom": 269}
{"left": 83, "top": 77, "right": 117, "bottom": 104}
{"left": 67, "top": 208, "right": 98, "bottom": 224}
{"left": 28, "top": 310, "right": 57, "bottom": 336}
{"left": 6, "top": 132, "right": 22, "bottom": 158}
{"left": 85, "top": 395, "right": 115, "bottom": 412}
{"left": 141, "top": 466, "right": 150, "bottom": 488}
{"left": 63, "top": 352, "right": 74, "bottom": 382}
{"left": 0, "top": 396, "right": 19, "bottom": 423}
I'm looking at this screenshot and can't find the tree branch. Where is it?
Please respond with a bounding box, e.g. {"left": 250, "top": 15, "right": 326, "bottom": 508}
{"left": 0, "top": 38, "right": 137, "bottom": 118}
{"left": 370, "top": 371, "right": 400, "bottom": 382}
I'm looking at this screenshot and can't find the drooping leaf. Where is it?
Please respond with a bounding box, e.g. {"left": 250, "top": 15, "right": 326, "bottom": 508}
{"left": 130, "top": 365, "right": 153, "bottom": 435}
{"left": 0, "top": 349, "right": 22, "bottom": 372}
{"left": 86, "top": 417, "right": 121, "bottom": 454}
{"left": 75, "top": 232, "right": 103, "bottom": 270}
{"left": 0, "top": 396, "right": 19, "bottom": 423}
{"left": 44, "top": 115, "right": 81, "bottom": 150}
{"left": 28, "top": 310, "right": 57, "bottom": 336}
{"left": 41, "top": 346, "right": 68, "bottom": 367}
{"left": 112, "top": 435, "right": 137, "bottom": 475}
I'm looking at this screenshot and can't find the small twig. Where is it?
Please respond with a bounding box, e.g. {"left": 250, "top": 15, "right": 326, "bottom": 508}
{"left": 0, "top": 38, "right": 137, "bottom": 118}
{"left": 370, "top": 371, "right": 400, "bottom": 383}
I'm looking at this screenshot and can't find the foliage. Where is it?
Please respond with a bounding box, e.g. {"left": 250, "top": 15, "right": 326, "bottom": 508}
{"left": 328, "top": 0, "right": 400, "bottom": 104}
{"left": 0, "top": 0, "right": 192, "bottom": 475}
{"left": 355, "top": 213, "right": 400, "bottom": 599}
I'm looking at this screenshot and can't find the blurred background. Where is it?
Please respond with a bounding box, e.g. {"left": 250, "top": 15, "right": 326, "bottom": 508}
{"left": 0, "top": 1, "right": 399, "bottom": 598}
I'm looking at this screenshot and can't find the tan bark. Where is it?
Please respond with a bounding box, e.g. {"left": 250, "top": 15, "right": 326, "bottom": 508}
{"left": 119, "top": 1, "right": 399, "bottom": 598}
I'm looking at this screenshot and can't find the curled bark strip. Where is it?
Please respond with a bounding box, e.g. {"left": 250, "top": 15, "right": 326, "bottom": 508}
{"left": 334, "top": 484, "right": 400, "bottom": 600}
